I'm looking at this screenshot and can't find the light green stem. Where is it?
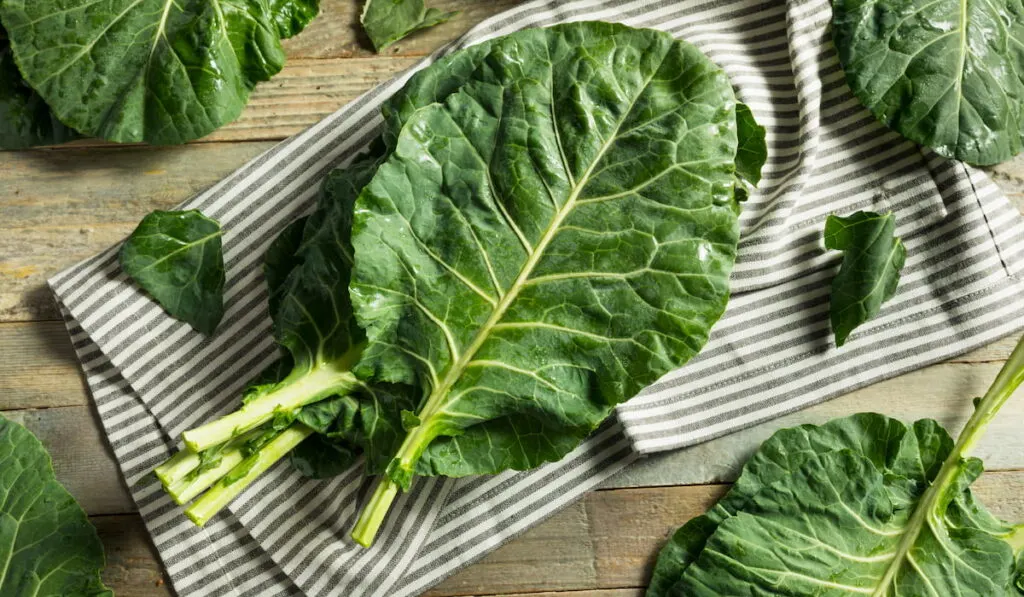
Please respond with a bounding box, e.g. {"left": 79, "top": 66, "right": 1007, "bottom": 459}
{"left": 350, "top": 419, "right": 440, "bottom": 547}
{"left": 165, "top": 448, "right": 247, "bottom": 505}
{"left": 182, "top": 366, "right": 358, "bottom": 452}
{"left": 154, "top": 448, "right": 200, "bottom": 486}
{"left": 185, "top": 424, "right": 313, "bottom": 527}
{"left": 351, "top": 477, "right": 401, "bottom": 547}
{"left": 870, "top": 334, "right": 1024, "bottom": 596}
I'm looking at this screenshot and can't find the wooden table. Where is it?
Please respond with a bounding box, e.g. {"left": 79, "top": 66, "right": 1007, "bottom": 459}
{"left": 4, "top": 2, "right": 1024, "bottom": 596}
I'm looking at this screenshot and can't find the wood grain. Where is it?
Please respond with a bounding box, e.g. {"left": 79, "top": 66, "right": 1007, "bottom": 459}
{"left": 93, "top": 515, "right": 173, "bottom": 597}
{"left": 1, "top": 405, "right": 133, "bottom": 516}
{"left": 4, "top": 354, "right": 1024, "bottom": 520}
{"left": 281, "top": 0, "right": 522, "bottom": 60}
{"left": 0, "top": 143, "right": 273, "bottom": 321}
{"left": 3, "top": 1, "right": 1024, "bottom": 595}
{"left": 88, "top": 472, "right": 1024, "bottom": 597}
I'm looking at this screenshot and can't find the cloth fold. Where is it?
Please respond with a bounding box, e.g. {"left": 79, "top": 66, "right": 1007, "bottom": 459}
{"left": 51, "top": 0, "right": 1024, "bottom": 595}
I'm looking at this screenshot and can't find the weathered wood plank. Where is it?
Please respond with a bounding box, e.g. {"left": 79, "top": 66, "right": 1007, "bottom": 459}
{"left": 0, "top": 142, "right": 274, "bottom": 321}
{"left": 1, "top": 406, "right": 134, "bottom": 516}
{"left": 93, "top": 515, "right": 173, "bottom": 597}
{"left": 90, "top": 473, "right": 1024, "bottom": 597}
{"left": 281, "top": 0, "right": 522, "bottom": 60}
{"left": 41, "top": 0, "right": 525, "bottom": 148}
{"left": 0, "top": 322, "right": 86, "bottom": 409}
{"left": 4, "top": 355, "right": 1024, "bottom": 521}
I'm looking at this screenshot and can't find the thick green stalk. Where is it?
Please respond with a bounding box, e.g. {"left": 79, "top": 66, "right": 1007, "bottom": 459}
{"left": 165, "top": 447, "right": 247, "bottom": 505}
{"left": 182, "top": 366, "right": 358, "bottom": 452}
{"left": 185, "top": 424, "right": 313, "bottom": 526}
{"left": 154, "top": 448, "right": 201, "bottom": 486}
{"left": 350, "top": 418, "right": 442, "bottom": 546}
{"left": 351, "top": 477, "right": 401, "bottom": 547}
{"left": 870, "top": 334, "right": 1024, "bottom": 596}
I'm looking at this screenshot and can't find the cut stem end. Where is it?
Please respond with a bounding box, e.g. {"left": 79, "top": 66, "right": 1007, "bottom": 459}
{"left": 351, "top": 477, "right": 401, "bottom": 548}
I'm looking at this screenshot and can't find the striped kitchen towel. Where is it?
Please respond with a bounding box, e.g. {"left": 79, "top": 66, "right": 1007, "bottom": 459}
{"left": 50, "top": 0, "right": 1024, "bottom": 595}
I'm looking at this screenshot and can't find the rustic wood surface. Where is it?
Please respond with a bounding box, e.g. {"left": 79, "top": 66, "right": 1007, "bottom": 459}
{"left": 3, "top": 2, "right": 1024, "bottom": 596}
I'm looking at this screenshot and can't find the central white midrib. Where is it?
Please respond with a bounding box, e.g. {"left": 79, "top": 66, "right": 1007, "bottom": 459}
{"left": 398, "top": 54, "right": 671, "bottom": 460}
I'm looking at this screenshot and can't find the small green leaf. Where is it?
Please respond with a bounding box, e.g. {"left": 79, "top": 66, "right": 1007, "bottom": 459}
{"left": 0, "top": 25, "right": 79, "bottom": 149}
{"left": 832, "top": 0, "right": 1024, "bottom": 165}
{"left": 264, "top": 216, "right": 309, "bottom": 321}
{"left": 0, "top": 415, "right": 112, "bottom": 597}
{"left": 120, "top": 210, "right": 225, "bottom": 335}
{"left": 734, "top": 103, "right": 767, "bottom": 187}
{"left": 825, "top": 211, "right": 905, "bottom": 347}
{"left": 400, "top": 410, "right": 420, "bottom": 431}
{"left": 361, "top": 0, "right": 458, "bottom": 51}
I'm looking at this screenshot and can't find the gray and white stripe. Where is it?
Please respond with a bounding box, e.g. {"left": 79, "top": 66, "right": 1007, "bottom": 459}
{"left": 50, "top": 0, "right": 1024, "bottom": 595}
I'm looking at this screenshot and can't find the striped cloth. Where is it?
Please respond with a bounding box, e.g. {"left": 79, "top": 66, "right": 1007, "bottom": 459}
{"left": 49, "top": 0, "right": 1024, "bottom": 595}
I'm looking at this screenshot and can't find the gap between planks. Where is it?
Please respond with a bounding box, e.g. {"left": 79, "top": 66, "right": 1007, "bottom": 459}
{"left": 7, "top": 354, "right": 1024, "bottom": 517}
{"left": 91, "top": 473, "right": 1024, "bottom": 597}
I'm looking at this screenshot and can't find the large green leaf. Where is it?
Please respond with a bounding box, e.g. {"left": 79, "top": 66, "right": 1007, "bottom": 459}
{"left": 0, "top": 25, "right": 79, "bottom": 150}
{"left": 0, "top": 415, "right": 111, "bottom": 597}
{"left": 832, "top": 0, "right": 1024, "bottom": 166}
{"left": 0, "top": 0, "right": 319, "bottom": 145}
{"left": 825, "top": 211, "right": 906, "bottom": 347}
{"left": 120, "top": 209, "right": 226, "bottom": 335}
{"left": 351, "top": 22, "right": 744, "bottom": 491}
{"left": 647, "top": 414, "right": 1024, "bottom": 597}
{"left": 179, "top": 38, "right": 507, "bottom": 454}
{"left": 646, "top": 413, "right": 949, "bottom": 596}
{"left": 361, "top": 0, "right": 458, "bottom": 52}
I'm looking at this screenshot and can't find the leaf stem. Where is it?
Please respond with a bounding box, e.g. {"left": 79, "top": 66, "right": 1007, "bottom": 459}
{"left": 351, "top": 477, "right": 401, "bottom": 547}
{"left": 164, "top": 447, "right": 247, "bottom": 505}
{"left": 185, "top": 424, "right": 313, "bottom": 526}
{"left": 154, "top": 447, "right": 201, "bottom": 486}
{"left": 870, "top": 333, "right": 1024, "bottom": 596}
{"left": 182, "top": 366, "right": 358, "bottom": 453}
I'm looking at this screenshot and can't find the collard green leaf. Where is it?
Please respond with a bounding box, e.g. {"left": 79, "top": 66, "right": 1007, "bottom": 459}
{"left": 0, "top": 0, "right": 319, "bottom": 145}
{"left": 832, "top": 0, "right": 1024, "bottom": 166}
{"left": 121, "top": 209, "right": 225, "bottom": 335}
{"left": 264, "top": 216, "right": 309, "bottom": 321}
{"left": 825, "top": 211, "right": 906, "bottom": 347}
{"left": 647, "top": 414, "right": 1024, "bottom": 597}
{"left": 0, "top": 26, "right": 79, "bottom": 150}
{"left": 361, "top": 0, "right": 458, "bottom": 51}
{"left": 734, "top": 103, "right": 767, "bottom": 187}
{"left": 646, "top": 413, "right": 948, "bottom": 596}
{"left": 351, "top": 22, "right": 744, "bottom": 492}
{"left": 290, "top": 434, "right": 358, "bottom": 479}
{"left": 0, "top": 415, "right": 111, "bottom": 597}
{"left": 269, "top": 0, "right": 320, "bottom": 39}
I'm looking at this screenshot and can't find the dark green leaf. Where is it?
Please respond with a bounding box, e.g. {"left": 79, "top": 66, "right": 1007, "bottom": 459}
{"left": 825, "top": 211, "right": 906, "bottom": 347}
{"left": 0, "top": 415, "right": 111, "bottom": 597}
{"left": 120, "top": 209, "right": 225, "bottom": 335}
{"left": 351, "top": 22, "right": 745, "bottom": 489}
{"left": 648, "top": 413, "right": 1023, "bottom": 597}
{"left": 297, "top": 396, "right": 359, "bottom": 434}
{"left": 361, "top": 0, "right": 458, "bottom": 51}
{"left": 832, "top": 0, "right": 1024, "bottom": 165}
{"left": 264, "top": 216, "right": 309, "bottom": 321}
{"left": 647, "top": 413, "right": 948, "bottom": 596}
{"left": 290, "top": 434, "right": 358, "bottom": 479}
{"left": 0, "top": 0, "right": 319, "bottom": 145}
{"left": 269, "top": 0, "right": 320, "bottom": 39}
{"left": 0, "top": 25, "right": 79, "bottom": 149}
{"left": 734, "top": 103, "right": 767, "bottom": 186}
